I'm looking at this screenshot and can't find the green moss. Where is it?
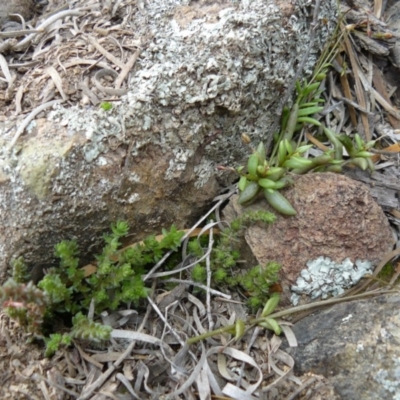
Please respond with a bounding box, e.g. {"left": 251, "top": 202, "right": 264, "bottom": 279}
{"left": 2, "top": 213, "right": 282, "bottom": 355}
{"left": 1, "top": 221, "right": 185, "bottom": 356}
{"left": 188, "top": 210, "right": 281, "bottom": 308}
{"left": 377, "top": 262, "right": 400, "bottom": 287}
{"left": 377, "top": 263, "right": 394, "bottom": 281}
{"left": 100, "top": 102, "right": 113, "bottom": 111}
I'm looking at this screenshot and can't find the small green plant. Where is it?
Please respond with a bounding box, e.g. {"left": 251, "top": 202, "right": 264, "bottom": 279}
{"left": 2, "top": 218, "right": 284, "bottom": 355}
{"left": 10, "top": 256, "right": 30, "bottom": 284}
{"left": 235, "top": 69, "right": 375, "bottom": 215}
{"left": 0, "top": 221, "right": 185, "bottom": 356}
{"left": 37, "top": 221, "right": 184, "bottom": 316}
{"left": 241, "top": 262, "right": 281, "bottom": 310}
{"left": 44, "top": 333, "right": 72, "bottom": 358}
{"left": 100, "top": 101, "right": 113, "bottom": 111}
{"left": 187, "top": 293, "right": 283, "bottom": 344}
{"left": 232, "top": 10, "right": 376, "bottom": 214}
{"left": 189, "top": 210, "right": 281, "bottom": 309}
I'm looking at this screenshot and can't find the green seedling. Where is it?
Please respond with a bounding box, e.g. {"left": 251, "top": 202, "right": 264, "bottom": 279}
{"left": 100, "top": 101, "right": 113, "bottom": 111}
{"left": 187, "top": 294, "right": 283, "bottom": 344}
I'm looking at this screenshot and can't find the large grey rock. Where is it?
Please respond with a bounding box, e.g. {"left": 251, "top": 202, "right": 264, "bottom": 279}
{"left": 0, "top": 0, "right": 337, "bottom": 279}
{"left": 284, "top": 294, "right": 400, "bottom": 400}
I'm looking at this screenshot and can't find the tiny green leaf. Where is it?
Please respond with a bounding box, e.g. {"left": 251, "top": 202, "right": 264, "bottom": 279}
{"left": 261, "top": 294, "right": 280, "bottom": 317}
{"left": 259, "top": 318, "right": 282, "bottom": 335}
{"left": 238, "top": 181, "right": 260, "bottom": 204}
{"left": 297, "top": 106, "right": 324, "bottom": 117}
{"left": 264, "top": 189, "right": 296, "bottom": 216}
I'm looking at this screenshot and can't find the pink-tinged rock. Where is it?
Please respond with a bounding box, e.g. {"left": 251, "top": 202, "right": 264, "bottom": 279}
{"left": 225, "top": 173, "right": 394, "bottom": 303}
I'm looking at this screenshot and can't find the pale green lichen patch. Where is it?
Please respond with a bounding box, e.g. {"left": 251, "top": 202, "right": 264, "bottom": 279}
{"left": 374, "top": 355, "right": 400, "bottom": 399}
{"left": 291, "top": 257, "right": 373, "bottom": 305}
{"left": 18, "top": 137, "right": 76, "bottom": 199}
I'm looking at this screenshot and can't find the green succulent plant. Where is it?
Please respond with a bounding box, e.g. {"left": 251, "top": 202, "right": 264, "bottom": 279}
{"left": 236, "top": 73, "right": 375, "bottom": 215}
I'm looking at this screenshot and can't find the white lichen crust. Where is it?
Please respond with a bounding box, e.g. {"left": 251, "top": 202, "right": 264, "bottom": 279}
{"left": 375, "top": 358, "right": 400, "bottom": 400}
{"left": 291, "top": 256, "right": 373, "bottom": 305}
{"left": 49, "top": 0, "right": 337, "bottom": 187}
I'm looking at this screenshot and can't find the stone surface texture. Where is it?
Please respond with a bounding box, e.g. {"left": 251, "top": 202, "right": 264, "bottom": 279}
{"left": 0, "top": 0, "right": 35, "bottom": 25}
{"left": 224, "top": 173, "right": 394, "bottom": 303}
{"left": 0, "top": 0, "right": 337, "bottom": 278}
{"left": 285, "top": 294, "right": 400, "bottom": 400}
{"left": 387, "top": 1, "right": 400, "bottom": 67}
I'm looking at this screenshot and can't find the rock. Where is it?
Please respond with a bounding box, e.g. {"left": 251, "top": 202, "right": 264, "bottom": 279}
{"left": 284, "top": 294, "right": 400, "bottom": 400}
{"left": 386, "top": 1, "right": 400, "bottom": 68}
{"left": 0, "top": 0, "right": 35, "bottom": 25}
{"left": 0, "top": 0, "right": 337, "bottom": 279}
{"left": 224, "top": 173, "right": 394, "bottom": 304}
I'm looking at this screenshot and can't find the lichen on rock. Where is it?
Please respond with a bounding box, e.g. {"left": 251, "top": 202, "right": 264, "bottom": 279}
{"left": 224, "top": 173, "right": 395, "bottom": 304}
{"left": 290, "top": 256, "right": 373, "bottom": 305}
{"left": 0, "top": 0, "right": 338, "bottom": 278}
{"left": 47, "top": 0, "right": 338, "bottom": 187}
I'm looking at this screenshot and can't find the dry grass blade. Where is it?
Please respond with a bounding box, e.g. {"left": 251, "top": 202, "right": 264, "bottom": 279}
{"left": 76, "top": 348, "right": 102, "bottom": 371}
{"left": 371, "top": 87, "right": 400, "bottom": 120}
{"left": 222, "top": 384, "right": 258, "bottom": 400}
{"left": 168, "top": 344, "right": 207, "bottom": 398}
{"left": 14, "top": 10, "right": 85, "bottom": 51}
{"left": 115, "top": 373, "right": 141, "bottom": 399}
{"left": 207, "top": 346, "right": 263, "bottom": 397}
{"left": 0, "top": 54, "right": 12, "bottom": 84}
{"left": 0, "top": 29, "right": 41, "bottom": 38}
{"left": 336, "top": 53, "right": 358, "bottom": 127}
{"left": 115, "top": 47, "right": 141, "bottom": 89}
{"left": 93, "top": 69, "right": 128, "bottom": 96}
{"left": 32, "top": 372, "right": 80, "bottom": 398}
{"left": 280, "top": 324, "right": 298, "bottom": 347}
{"left": 7, "top": 99, "right": 64, "bottom": 151}
{"left": 334, "top": 93, "right": 374, "bottom": 115}
{"left": 15, "top": 85, "right": 24, "bottom": 114}
{"left": 373, "top": 0, "right": 383, "bottom": 18}
{"left": 195, "top": 369, "right": 211, "bottom": 400}
{"left": 305, "top": 131, "right": 329, "bottom": 151}
{"left": 134, "top": 361, "right": 154, "bottom": 396}
{"left": 46, "top": 66, "right": 68, "bottom": 101}
{"left": 86, "top": 35, "right": 126, "bottom": 70}
{"left": 342, "top": 26, "right": 371, "bottom": 140}
{"left": 372, "top": 65, "right": 400, "bottom": 128}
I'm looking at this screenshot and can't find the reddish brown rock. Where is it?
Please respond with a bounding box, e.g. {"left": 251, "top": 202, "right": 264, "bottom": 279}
{"left": 225, "top": 173, "right": 394, "bottom": 301}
